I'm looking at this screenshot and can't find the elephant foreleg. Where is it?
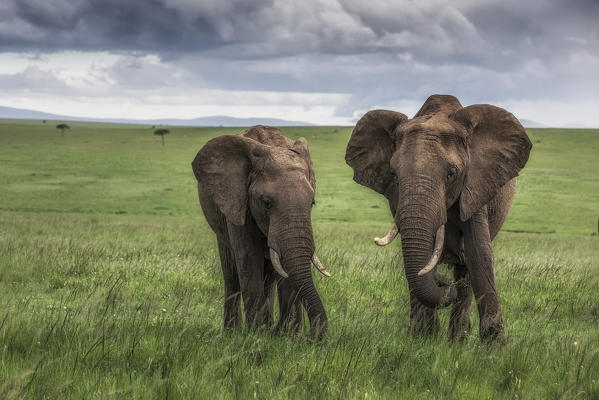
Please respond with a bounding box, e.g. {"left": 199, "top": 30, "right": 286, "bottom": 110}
{"left": 227, "top": 222, "right": 269, "bottom": 330}
{"left": 464, "top": 206, "right": 506, "bottom": 343}
{"left": 277, "top": 276, "right": 304, "bottom": 334}
{"left": 216, "top": 236, "right": 242, "bottom": 329}
{"left": 448, "top": 264, "right": 473, "bottom": 341}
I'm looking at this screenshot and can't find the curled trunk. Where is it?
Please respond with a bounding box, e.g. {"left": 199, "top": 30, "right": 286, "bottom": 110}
{"left": 397, "top": 178, "right": 456, "bottom": 309}
{"left": 269, "top": 213, "right": 327, "bottom": 338}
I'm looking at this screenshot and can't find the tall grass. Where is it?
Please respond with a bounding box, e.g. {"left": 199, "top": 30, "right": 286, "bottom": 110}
{"left": 1, "top": 121, "right": 598, "bottom": 398}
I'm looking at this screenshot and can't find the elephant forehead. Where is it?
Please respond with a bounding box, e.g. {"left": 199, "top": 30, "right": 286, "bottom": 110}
{"left": 253, "top": 166, "right": 314, "bottom": 195}
{"left": 266, "top": 149, "right": 309, "bottom": 171}
{"left": 397, "top": 119, "right": 467, "bottom": 153}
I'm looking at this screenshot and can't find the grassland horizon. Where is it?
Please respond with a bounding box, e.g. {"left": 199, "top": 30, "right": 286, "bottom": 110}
{"left": 1, "top": 119, "right": 598, "bottom": 399}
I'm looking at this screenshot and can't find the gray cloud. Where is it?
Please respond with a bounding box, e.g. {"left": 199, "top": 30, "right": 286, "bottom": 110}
{"left": 0, "top": 65, "right": 71, "bottom": 91}
{"left": 3, "top": 0, "right": 595, "bottom": 63}
{"left": 1, "top": 0, "right": 598, "bottom": 125}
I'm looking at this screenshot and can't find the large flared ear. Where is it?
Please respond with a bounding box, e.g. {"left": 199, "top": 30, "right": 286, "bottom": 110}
{"left": 450, "top": 105, "right": 532, "bottom": 221}
{"left": 192, "top": 135, "right": 269, "bottom": 226}
{"left": 291, "top": 137, "right": 316, "bottom": 190}
{"left": 345, "top": 110, "right": 408, "bottom": 196}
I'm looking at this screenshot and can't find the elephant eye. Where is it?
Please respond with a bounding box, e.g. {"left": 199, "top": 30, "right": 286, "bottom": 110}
{"left": 446, "top": 167, "right": 458, "bottom": 183}
{"left": 263, "top": 198, "right": 273, "bottom": 210}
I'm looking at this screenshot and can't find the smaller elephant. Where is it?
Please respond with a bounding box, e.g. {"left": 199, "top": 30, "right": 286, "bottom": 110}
{"left": 192, "top": 126, "right": 329, "bottom": 338}
{"left": 346, "top": 95, "right": 532, "bottom": 342}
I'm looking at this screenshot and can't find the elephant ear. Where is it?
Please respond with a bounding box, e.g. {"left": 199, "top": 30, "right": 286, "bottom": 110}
{"left": 451, "top": 105, "right": 532, "bottom": 221}
{"left": 345, "top": 110, "right": 408, "bottom": 196}
{"left": 192, "top": 135, "right": 269, "bottom": 226}
{"left": 291, "top": 137, "right": 316, "bottom": 189}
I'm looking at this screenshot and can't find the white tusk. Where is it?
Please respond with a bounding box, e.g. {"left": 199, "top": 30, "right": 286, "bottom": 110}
{"left": 312, "top": 254, "right": 331, "bottom": 277}
{"left": 374, "top": 224, "right": 398, "bottom": 246}
{"left": 269, "top": 248, "right": 288, "bottom": 278}
{"left": 417, "top": 224, "right": 446, "bottom": 276}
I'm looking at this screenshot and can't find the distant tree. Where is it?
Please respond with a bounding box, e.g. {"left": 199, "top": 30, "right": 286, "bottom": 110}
{"left": 42, "top": 120, "right": 46, "bottom": 124}
{"left": 151, "top": 125, "right": 156, "bottom": 129}
{"left": 56, "top": 123, "right": 70, "bottom": 136}
{"left": 154, "top": 128, "right": 170, "bottom": 146}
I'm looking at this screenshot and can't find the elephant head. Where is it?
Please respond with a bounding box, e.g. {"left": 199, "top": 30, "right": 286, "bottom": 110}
{"left": 192, "top": 126, "right": 328, "bottom": 336}
{"left": 345, "top": 95, "right": 532, "bottom": 309}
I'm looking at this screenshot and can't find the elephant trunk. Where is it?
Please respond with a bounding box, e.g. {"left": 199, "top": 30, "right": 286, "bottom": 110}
{"left": 397, "top": 177, "right": 456, "bottom": 309}
{"left": 269, "top": 213, "right": 327, "bottom": 338}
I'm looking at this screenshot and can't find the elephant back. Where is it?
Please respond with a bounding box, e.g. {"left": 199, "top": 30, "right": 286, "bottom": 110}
{"left": 244, "top": 125, "right": 295, "bottom": 149}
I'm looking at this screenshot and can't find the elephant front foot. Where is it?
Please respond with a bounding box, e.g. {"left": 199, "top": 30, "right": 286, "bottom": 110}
{"left": 223, "top": 316, "right": 242, "bottom": 330}
{"left": 223, "top": 293, "right": 243, "bottom": 330}
{"left": 448, "top": 310, "right": 471, "bottom": 342}
{"left": 479, "top": 315, "right": 506, "bottom": 344}
{"left": 243, "top": 300, "right": 275, "bottom": 332}
{"left": 277, "top": 309, "right": 304, "bottom": 335}
{"left": 409, "top": 297, "right": 440, "bottom": 337}
{"left": 476, "top": 297, "right": 506, "bottom": 344}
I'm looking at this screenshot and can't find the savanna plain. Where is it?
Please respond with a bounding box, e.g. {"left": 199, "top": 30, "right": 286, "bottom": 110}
{"left": 1, "top": 119, "right": 598, "bottom": 399}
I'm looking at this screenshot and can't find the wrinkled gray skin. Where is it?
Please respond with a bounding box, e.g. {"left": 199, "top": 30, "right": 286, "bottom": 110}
{"left": 192, "top": 126, "right": 327, "bottom": 338}
{"left": 346, "top": 95, "right": 532, "bottom": 342}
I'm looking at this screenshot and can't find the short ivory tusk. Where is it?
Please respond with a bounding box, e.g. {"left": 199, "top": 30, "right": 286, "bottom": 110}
{"left": 269, "top": 248, "right": 289, "bottom": 278}
{"left": 312, "top": 254, "right": 331, "bottom": 277}
{"left": 374, "top": 224, "right": 398, "bottom": 246}
{"left": 417, "top": 224, "right": 446, "bottom": 276}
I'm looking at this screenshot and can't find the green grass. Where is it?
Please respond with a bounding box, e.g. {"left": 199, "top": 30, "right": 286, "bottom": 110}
{"left": 1, "top": 119, "right": 598, "bottom": 399}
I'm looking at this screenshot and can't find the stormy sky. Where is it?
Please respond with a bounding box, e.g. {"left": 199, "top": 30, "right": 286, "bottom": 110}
{"left": 1, "top": 0, "right": 598, "bottom": 126}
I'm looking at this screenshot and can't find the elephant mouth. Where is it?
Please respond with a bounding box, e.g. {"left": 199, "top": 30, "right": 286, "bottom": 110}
{"left": 268, "top": 248, "right": 331, "bottom": 278}
{"left": 374, "top": 223, "right": 446, "bottom": 276}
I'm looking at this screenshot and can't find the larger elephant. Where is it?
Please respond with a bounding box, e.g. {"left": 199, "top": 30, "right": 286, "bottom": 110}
{"left": 345, "top": 95, "right": 532, "bottom": 341}
{"left": 192, "top": 126, "right": 329, "bottom": 338}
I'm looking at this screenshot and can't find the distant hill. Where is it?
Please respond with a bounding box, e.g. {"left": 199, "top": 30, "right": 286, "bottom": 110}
{"left": 0, "top": 106, "right": 61, "bottom": 121}
{"left": 5, "top": 105, "right": 589, "bottom": 129}
{"left": 0, "top": 105, "right": 314, "bottom": 127}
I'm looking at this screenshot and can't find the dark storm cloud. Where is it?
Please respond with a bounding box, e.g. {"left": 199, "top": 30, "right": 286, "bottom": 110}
{"left": 1, "top": 0, "right": 598, "bottom": 123}
{"left": 3, "top": 0, "right": 219, "bottom": 53}
{"left": 2, "top": 0, "right": 596, "bottom": 74}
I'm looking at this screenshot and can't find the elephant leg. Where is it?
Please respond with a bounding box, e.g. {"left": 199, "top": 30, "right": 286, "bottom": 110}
{"left": 216, "top": 235, "right": 242, "bottom": 329}
{"left": 227, "top": 222, "right": 269, "bottom": 330}
{"left": 409, "top": 295, "right": 440, "bottom": 336}
{"left": 448, "top": 263, "right": 473, "bottom": 341}
{"left": 464, "top": 207, "right": 506, "bottom": 343}
{"left": 276, "top": 276, "right": 304, "bottom": 334}
{"left": 263, "top": 260, "right": 277, "bottom": 329}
